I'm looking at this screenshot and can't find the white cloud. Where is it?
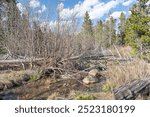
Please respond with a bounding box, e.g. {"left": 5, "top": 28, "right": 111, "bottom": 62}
{"left": 17, "top": 3, "right": 25, "bottom": 13}
{"left": 41, "top": 20, "right": 73, "bottom": 32}
{"left": 110, "top": 11, "right": 126, "bottom": 19}
{"left": 29, "top": 0, "right": 40, "bottom": 8}
{"left": 41, "top": 5, "right": 47, "bottom": 11}
{"left": 38, "top": 5, "right": 47, "bottom": 13}
{"left": 29, "top": 0, "right": 47, "bottom": 13}
{"left": 59, "top": 0, "right": 119, "bottom": 20}
{"left": 57, "top": 2, "right": 65, "bottom": 11}
{"left": 115, "top": 0, "right": 125, "bottom": 2}
{"left": 122, "top": 0, "right": 135, "bottom": 6}
{"left": 90, "top": 1, "right": 119, "bottom": 19}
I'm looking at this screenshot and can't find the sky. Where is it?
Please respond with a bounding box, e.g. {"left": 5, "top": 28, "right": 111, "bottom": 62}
{"left": 16, "top": 0, "right": 138, "bottom": 27}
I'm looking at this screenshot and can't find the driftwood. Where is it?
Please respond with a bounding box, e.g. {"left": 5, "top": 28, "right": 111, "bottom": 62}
{"left": 113, "top": 78, "right": 150, "bottom": 100}
{"left": 0, "top": 52, "right": 134, "bottom": 72}
{"left": 0, "top": 58, "right": 44, "bottom": 65}
{"left": 61, "top": 53, "right": 134, "bottom": 64}
{"left": 0, "top": 58, "right": 44, "bottom": 70}
{"left": 61, "top": 54, "right": 114, "bottom": 62}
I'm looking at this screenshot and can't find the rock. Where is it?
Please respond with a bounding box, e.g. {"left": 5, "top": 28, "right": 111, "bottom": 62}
{"left": 88, "top": 69, "right": 99, "bottom": 77}
{"left": 83, "top": 76, "right": 98, "bottom": 85}
{"left": 0, "top": 82, "right": 4, "bottom": 90}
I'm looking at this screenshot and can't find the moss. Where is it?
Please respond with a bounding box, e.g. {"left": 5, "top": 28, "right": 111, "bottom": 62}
{"left": 102, "top": 82, "right": 116, "bottom": 92}
{"left": 29, "top": 74, "right": 38, "bottom": 81}
{"left": 76, "top": 95, "right": 96, "bottom": 100}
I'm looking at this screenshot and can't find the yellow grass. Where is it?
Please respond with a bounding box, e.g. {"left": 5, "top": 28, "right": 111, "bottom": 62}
{"left": 105, "top": 59, "right": 150, "bottom": 90}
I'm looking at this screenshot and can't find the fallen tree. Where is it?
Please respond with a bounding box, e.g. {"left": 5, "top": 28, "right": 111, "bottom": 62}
{"left": 0, "top": 58, "right": 44, "bottom": 70}
{"left": 113, "top": 78, "right": 150, "bottom": 100}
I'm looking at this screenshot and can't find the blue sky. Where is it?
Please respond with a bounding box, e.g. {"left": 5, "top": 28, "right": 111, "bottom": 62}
{"left": 16, "top": 0, "right": 137, "bottom": 26}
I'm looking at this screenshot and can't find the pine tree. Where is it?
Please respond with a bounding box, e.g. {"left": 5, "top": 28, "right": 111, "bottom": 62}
{"left": 125, "top": 0, "right": 150, "bottom": 57}
{"left": 108, "top": 16, "right": 116, "bottom": 45}
{"left": 82, "top": 11, "right": 93, "bottom": 37}
{"left": 102, "top": 21, "right": 109, "bottom": 47}
{"left": 103, "top": 17, "right": 116, "bottom": 47}
{"left": 118, "top": 12, "right": 126, "bottom": 45}
{"left": 94, "top": 20, "right": 103, "bottom": 46}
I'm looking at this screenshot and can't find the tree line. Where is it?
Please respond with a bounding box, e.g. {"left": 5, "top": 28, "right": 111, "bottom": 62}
{"left": 81, "top": 0, "right": 150, "bottom": 59}
{"left": 0, "top": 0, "right": 150, "bottom": 60}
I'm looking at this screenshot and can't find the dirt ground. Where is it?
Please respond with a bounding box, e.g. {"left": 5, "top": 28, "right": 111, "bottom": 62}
{"left": 1, "top": 59, "right": 149, "bottom": 100}
{"left": 0, "top": 70, "right": 113, "bottom": 100}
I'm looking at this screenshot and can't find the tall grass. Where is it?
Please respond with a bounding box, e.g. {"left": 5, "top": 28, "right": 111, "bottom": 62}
{"left": 105, "top": 59, "right": 150, "bottom": 90}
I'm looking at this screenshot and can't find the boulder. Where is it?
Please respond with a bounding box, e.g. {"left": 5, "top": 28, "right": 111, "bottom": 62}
{"left": 83, "top": 76, "right": 98, "bottom": 85}
{"left": 88, "top": 69, "right": 99, "bottom": 77}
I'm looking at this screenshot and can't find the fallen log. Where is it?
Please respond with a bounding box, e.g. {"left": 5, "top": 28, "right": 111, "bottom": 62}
{"left": 0, "top": 58, "right": 44, "bottom": 64}
{"left": 61, "top": 54, "right": 114, "bottom": 62}
{"left": 0, "top": 58, "right": 44, "bottom": 70}
{"left": 113, "top": 78, "right": 150, "bottom": 100}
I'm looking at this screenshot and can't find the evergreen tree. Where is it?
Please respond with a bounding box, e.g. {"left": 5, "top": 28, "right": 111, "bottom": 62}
{"left": 103, "top": 17, "right": 116, "bottom": 47}
{"left": 102, "top": 20, "right": 109, "bottom": 47}
{"left": 82, "top": 11, "right": 93, "bottom": 37}
{"left": 94, "top": 20, "right": 103, "bottom": 46}
{"left": 125, "top": 0, "right": 150, "bottom": 57}
{"left": 118, "top": 12, "right": 126, "bottom": 45}
{"left": 108, "top": 16, "right": 116, "bottom": 45}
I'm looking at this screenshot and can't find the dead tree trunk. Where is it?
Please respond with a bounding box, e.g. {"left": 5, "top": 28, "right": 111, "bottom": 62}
{"left": 113, "top": 78, "right": 150, "bottom": 100}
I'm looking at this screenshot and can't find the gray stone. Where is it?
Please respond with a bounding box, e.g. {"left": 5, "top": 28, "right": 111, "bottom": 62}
{"left": 83, "top": 76, "right": 98, "bottom": 85}
{"left": 88, "top": 69, "right": 99, "bottom": 77}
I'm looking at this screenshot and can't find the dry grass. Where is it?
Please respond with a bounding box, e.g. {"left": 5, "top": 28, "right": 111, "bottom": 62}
{"left": 0, "top": 70, "right": 36, "bottom": 82}
{"left": 105, "top": 59, "right": 150, "bottom": 90}
{"left": 67, "top": 91, "right": 113, "bottom": 100}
